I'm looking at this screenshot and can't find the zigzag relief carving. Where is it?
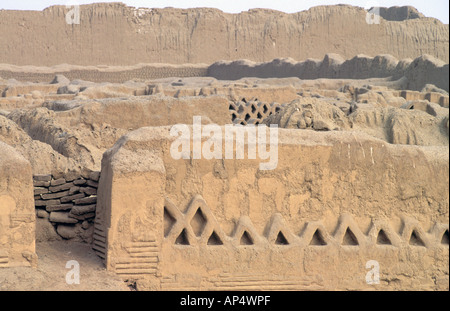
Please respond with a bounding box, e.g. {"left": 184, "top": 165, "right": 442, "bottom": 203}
{"left": 441, "top": 230, "right": 449, "bottom": 245}
{"left": 163, "top": 195, "right": 449, "bottom": 249}
{"left": 400, "top": 216, "right": 430, "bottom": 248}
{"left": 265, "top": 214, "right": 298, "bottom": 246}
{"left": 432, "top": 223, "right": 450, "bottom": 246}
{"left": 366, "top": 219, "right": 401, "bottom": 247}
{"left": 164, "top": 195, "right": 229, "bottom": 247}
{"left": 299, "top": 221, "right": 331, "bottom": 246}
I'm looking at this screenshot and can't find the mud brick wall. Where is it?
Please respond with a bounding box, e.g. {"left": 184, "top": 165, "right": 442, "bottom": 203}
{"left": 95, "top": 126, "right": 449, "bottom": 290}
{"left": 33, "top": 171, "right": 100, "bottom": 242}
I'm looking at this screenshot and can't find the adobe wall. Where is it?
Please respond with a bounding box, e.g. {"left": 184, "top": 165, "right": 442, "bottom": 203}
{"left": 0, "top": 65, "right": 208, "bottom": 84}
{"left": 0, "top": 141, "right": 37, "bottom": 268}
{"left": 1, "top": 54, "right": 448, "bottom": 93}
{"left": 207, "top": 54, "right": 450, "bottom": 92}
{"left": 0, "top": 4, "right": 448, "bottom": 66}
{"left": 95, "top": 126, "right": 449, "bottom": 290}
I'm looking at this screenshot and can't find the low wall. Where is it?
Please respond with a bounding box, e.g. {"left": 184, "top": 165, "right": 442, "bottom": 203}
{"left": 400, "top": 90, "right": 449, "bottom": 108}
{"left": 208, "top": 54, "right": 450, "bottom": 92}
{"left": 0, "top": 65, "right": 208, "bottom": 84}
{"left": 57, "top": 96, "right": 233, "bottom": 130}
{"left": 0, "top": 141, "right": 37, "bottom": 268}
{"left": 1, "top": 54, "right": 448, "bottom": 93}
{"left": 95, "top": 126, "right": 449, "bottom": 290}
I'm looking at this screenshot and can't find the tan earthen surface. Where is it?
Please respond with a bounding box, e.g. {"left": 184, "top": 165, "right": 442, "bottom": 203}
{"left": 0, "top": 3, "right": 448, "bottom": 291}
{"left": 95, "top": 127, "right": 449, "bottom": 290}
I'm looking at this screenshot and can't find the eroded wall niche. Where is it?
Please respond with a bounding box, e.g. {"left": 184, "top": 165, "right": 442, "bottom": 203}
{"left": 94, "top": 126, "right": 449, "bottom": 290}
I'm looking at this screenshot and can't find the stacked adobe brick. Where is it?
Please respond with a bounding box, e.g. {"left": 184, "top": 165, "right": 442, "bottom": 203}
{"left": 33, "top": 171, "right": 100, "bottom": 242}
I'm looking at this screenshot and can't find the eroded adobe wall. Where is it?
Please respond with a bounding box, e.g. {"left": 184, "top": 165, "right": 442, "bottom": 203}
{"left": 208, "top": 55, "right": 450, "bottom": 92}
{"left": 0, "top": 141, "right": 37, "bottom": 268}
{"left": 0, "top": 4, "right": 448, "bottom": 66}
{"left": 95, "top": 127, "right": 449, "bottom": 290}
{"left": 1, "top": 54, "right": 448, "bottom": 93}
{"left": 0, "top": 65, "right": 208, "bottom": 84}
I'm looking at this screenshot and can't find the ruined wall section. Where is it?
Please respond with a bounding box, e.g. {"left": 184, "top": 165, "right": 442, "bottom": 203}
{"left": 95, "top": 127, "right": 449, "bottom": 290}
{"left": 0, "top": 141, "right": 37, "bottom": 268}
{"left": 1, "top": 54, "right": 447, "bottom": 93}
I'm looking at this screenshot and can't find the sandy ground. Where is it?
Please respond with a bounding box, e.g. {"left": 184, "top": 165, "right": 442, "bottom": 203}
{"left": 0, "top": 241, "right": 130, "bottom": 291}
